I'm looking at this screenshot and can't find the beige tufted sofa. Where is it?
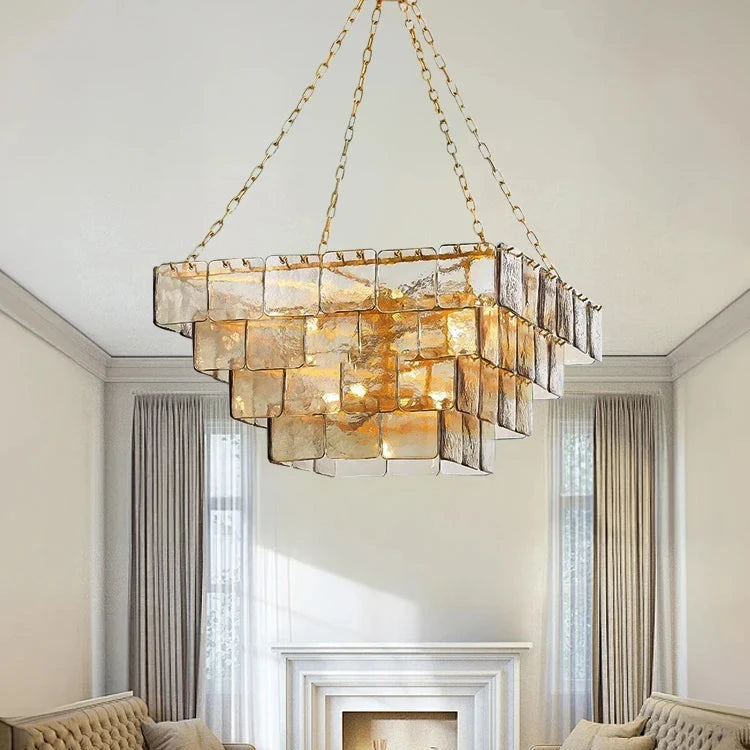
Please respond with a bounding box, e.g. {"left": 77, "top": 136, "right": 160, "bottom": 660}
{"left": 0, "top": 693, "right": 254, "bottom": 750}
{"left": 532, "top": 692, "right": 750, "bottom": 750}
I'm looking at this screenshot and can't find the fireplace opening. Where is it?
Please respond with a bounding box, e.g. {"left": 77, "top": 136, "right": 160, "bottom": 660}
{"left": 342, "top": 711, "right": 458, "bottom": 750}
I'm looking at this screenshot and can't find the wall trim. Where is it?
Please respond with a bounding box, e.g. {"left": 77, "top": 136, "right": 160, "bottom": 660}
{"left": 0, "top": 270, "right": 109, "bottom": 380}
{"left": 668, "top": 290, "right": 750, "bottom": 379}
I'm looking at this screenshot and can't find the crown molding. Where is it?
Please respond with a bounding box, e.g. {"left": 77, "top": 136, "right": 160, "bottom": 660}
{"left": 565, "top": 355, "right": 673, "bottom": 383}
{"left": 0, "top": 269, "right": 110, "bottom": 381}
{"left": 105, "top": 357, "right": 214, "bottom": 384}
{"left": 668, "top": 290, "right": 750, "bottom": 380}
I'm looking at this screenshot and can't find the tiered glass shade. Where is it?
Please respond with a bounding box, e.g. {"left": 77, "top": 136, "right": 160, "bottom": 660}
{"left": 154, "top": 243, "right": 602, "bottom": 477}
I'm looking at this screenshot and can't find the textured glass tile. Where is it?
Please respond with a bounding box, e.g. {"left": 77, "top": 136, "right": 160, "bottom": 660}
{"left": 283, "top": 353, "right": 341, "bottom": 415}
{"left": 376, "top": 248, "right": 437, "bottom": 312}
{"left": 479, "top": 360, "right": 499, "bottom": 424}
{"left": 359, "top": 311, "right": 419, "bottom": 359}
{"left": 522, "top": 258, "right": 539, "bottom": 325}
{"left": 589, "top": 304, "right": 603, "bottom": 361}
{"left": 480, "top": 419, "right": 496, "bottom": 473}
{"left": 498, "top": 370, "right": 517, "bottom": 432}
{"left": 456, "top": 356, "right": 480, "bottom": 415}
{"left": 193, "top": 319, "right": 246, "bottom": 372}
{"left": 305, "top": 313, "right": 359, "bottom": 361}
{"left": 516, "top": 318, "right": 536, "bottom": 380}
{"left": 499, "top": 309, "right": 518, "bottom": 372}
{"left": 439, "top": 409, "right": 464, "bottom": 464}
{"left": 419, "top": 308, "right": 478, "bottom": 359}
{"left": 398, "top": 358, "right": 455, "bottom": 411}
{"left": 264, "top": 255, "right": 320, "bottom": 316}
{"left": 341, "top": 353, "right": 398, "bottom": 413}
{"left": 325, "top": 413, "right": 380, "bottom": 459}
{"left": 436, "top": 243, "right": 496, "bottom": 308}
{"left": 246, "top": 317, "right": 305, "bottom": 370}
{"left": 516, "top": 378, "right": 533, "bottom": 436}
{"left": 479, "top": 306, "right": 500, "bottom": 366}
{"left": 320, "top": 249, "right": 376, "bottom": 312}
{"left": 330, "top": 457, "right": 388, "bottom": 477}
{"left": 539, "top": 270, "right": 557, "bottom": 333}
{"left": 534, "top": 331, "right": 550, "bottom": 392}
{"left": 207, "top": 258, "right": 264, "bottom": 321}
{"left": 230, "top": 369, "right": 284, "bottom": 419}
{"left": 154, "top": 262, "right": 208, "bottom": 328}
{"left": 381, "top": 410, "right": 439, "bottom": 459}
{"left": 549, "top": 341, "right": 565, "bottom": 397}
{"left": 268, "top": 415, "right": 325, "bottom": 462}
{"left": 498, "top": 247, "right": 523, "bottom": 315}
{"left": 573, "top": 293, "right": 589, "bottom": 354}
{"left": 387, "top": 458, "right": 441, "bottom": 476}
{"left": 557, "top": 280, "right": 574, "bottom": 342}
{"left": 462, "top": 414, "right": 481, "bottom": 470}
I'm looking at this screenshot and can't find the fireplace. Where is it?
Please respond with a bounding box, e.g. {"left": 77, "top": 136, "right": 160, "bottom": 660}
{"left": 343, "top": 711, "right": 458, "bottom": 750}
{"left": 271, "top": 643, "right": 532, "bottom": 750}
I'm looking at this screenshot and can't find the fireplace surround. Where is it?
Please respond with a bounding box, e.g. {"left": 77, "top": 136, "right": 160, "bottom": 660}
{"left": 271, "top": 642, "right": 533, "bottom": 750}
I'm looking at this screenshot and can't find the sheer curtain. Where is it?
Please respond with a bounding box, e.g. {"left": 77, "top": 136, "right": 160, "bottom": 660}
{"left": 545, "top": 395, "right": 595, "bottom": 741}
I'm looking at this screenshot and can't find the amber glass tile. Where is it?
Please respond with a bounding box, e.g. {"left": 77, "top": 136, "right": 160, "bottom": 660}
{"left": 539, "top": 270, "right": 557, "bottom": 333}
{"left": 498, "top": 248, "right": 523, "bottom": 315}
{"left": 479, "top": 306, "right": 500, "bottom": 366}
{"left": 264, "top": 255, "right": 320, "bottom": 316}
{"left": 419, "top": 308, "right": 478, "bottom": 359}
{"left": 499, "top": 309, "right": 518, "bottom": 372}
{"left": 462, "top": 414, "right": 481, "bottom": 470}
{"left": 376, "top": 248, "right": 437, "bottom": 312}
{"left": 398, "top": 358, "right": 455, "bottom": 411}
{"left": 246, "top": 317, "right": 305, "bottom": 370}
{"left": 588, "top": 304, "right": 603, "bottom": 361}
{"left": 557, "top": 280, "right": 574, "bottom": 342}
{"left": 516, "top": 378, "right": 533, "bottom": 435}
{"left": 154, "top": 262, "right": 208, "bottom": 328}
{"left": 325, "top": 413, "right": 380, "bottom": 459}
{"left": 534, "top": 331, "right": 550, "bottom": 392}
{"left": 549, "top": 341, "right": 564, "bottom": 397}
{"left": 305, "top": 313, "right": 359, "bottom": 361}
{"left": 283, "top": 354, "right": 341, "bottom": 415}
{"left": 230, "top": 369, "right": 284, "bottom": 419}
{"left": 516, "top": 318, "right": 535, "bottom": 380}
{"left": 268, "top": 415, "right": 325, "bottom": 462}
{"left": 439, "top": 409, "right": 464, "bottom": 465}
{"left": 381, "top": 411, "right": 439, "bottom": 459}
{"left": 207, "top": 258, "right": 264, "bottom": 321}
{"left": 193, "top": 319, "right": 246, "bottom": 372}
{"left": 456, "top": 355, "right": 480, "bottom": 415}
{"left": 436, "top": 243, "right": 496, "bottom": 308}
{"left": 320, "top": 249, "right": 376, "bottom": 312}
{"left": 341, "top": 353, "right": 398, "bottom": 413}
{"left": 479, "top": 360, "right": 499, "bottom": 424}
{"left": 522, "top": 258, "right": 539, "bottom": 325}
{"left": 359, "top": 311, "right": 419, "bottom": 359}
{"left": 498, "top": 370, "right": 517, "bottom": 431}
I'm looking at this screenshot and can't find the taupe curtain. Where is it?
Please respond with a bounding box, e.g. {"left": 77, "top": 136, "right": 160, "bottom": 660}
{"left": 593, "top": 395, "right": 657, "bottom": 723}
{"left": 130, "top": 393, "right": 206, "bottom": 721}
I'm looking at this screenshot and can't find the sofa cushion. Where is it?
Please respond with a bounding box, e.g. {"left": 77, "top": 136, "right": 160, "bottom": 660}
{"left": 592, "top": 737, "right": 656, "bottom": 750}
{"left": 562, "top": 718, "right": 648, "bottom": 750}
{"left": 142, "top": 719, "right": 224, "bottom": 750}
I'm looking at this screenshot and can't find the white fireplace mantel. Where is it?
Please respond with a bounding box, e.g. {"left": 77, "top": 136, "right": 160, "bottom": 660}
{"left": 271, "top": 642, "right": 533, "bottom": 750}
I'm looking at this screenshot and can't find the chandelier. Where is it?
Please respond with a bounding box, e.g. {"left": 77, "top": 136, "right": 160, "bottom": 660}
{"left": 153, "top": 0, "right": 602, "bottom": 477}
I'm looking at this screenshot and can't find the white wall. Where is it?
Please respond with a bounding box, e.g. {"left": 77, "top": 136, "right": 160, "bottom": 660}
{"left": 104, "top": 381, "right": 550, "bottom": 749}
{"left": 0, "top": 312, "right": 105, "bottom": 715}
{"left": 675, "top": 331, "right": 750, "bottom": 708}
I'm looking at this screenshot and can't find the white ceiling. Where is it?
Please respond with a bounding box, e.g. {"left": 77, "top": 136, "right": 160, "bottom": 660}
{"left": 1, "top": 0, "right": 749, "bottom": 357}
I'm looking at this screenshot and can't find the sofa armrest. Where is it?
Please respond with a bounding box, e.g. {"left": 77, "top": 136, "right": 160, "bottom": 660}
{"left": 223, "top": 744, "right": 255, "bottom": 750}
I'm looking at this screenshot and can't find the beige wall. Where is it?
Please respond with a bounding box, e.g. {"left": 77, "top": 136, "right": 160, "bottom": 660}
{"left": 0, "top": 312, "right": 105, "bottom": 715}
{"left": 675, "top": 331, "right": 750, "bottom": 708}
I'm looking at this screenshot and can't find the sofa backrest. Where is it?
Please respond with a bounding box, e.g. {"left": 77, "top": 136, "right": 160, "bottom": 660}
{"left": 640, "top": 693, "right": 750, "bottom": 750}
{"left": 0, "top": 693, "right": 151, "bottom": 750}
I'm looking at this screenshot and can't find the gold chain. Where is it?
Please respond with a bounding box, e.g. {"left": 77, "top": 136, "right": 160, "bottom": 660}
{"left": 319, "top": 1, "right": 384, "bottom": 255}
{"left": 406, "top": 0, "right": 559, "bottom": 276}
{"left": 187, "top": 0, "right": 367, "bottom": 261}
{"left": 398, "top": 2, "right": 486, "bottom": 244}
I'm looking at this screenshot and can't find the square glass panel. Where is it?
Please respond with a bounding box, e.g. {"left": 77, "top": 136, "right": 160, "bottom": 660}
{"left": 419, "top": 308, "right": 478, "bottom": 359}
{"left": 516, "top": 318, "right": 536, "bottom": 380}
{"left": 534, "top": 331, "right": 550, "bottom": 392}
{"left": 327, "top": 457, "right": 388, "bottom": 477}
{"left": 207, "top": 258, "right": 264, "bottom": 321}
{"left": 230, "top": 369, "right": 284, "bottom": 419}
{"left": 573, "top": 293, "right": 589, "bottom": 354}
{"left": 283, "top": 354, "right": 341, "bottom": 415}
{"left": 557, "top": 280, "right": 574, "bottom": 342}
{"left": 589, "top": 304, "right": 603, "bottom": 361}
{"left": 320, "top": 249, "right": 376, "bottom": 312}
{"left": 479, "top": 306, "right": 500, "bottom": 366}
{"left": 381, "top": 411, "right": 439, "bottom": 459}
{"left": 193, "top": 319, "right": 246, "bottom": 372}
{"left": 437, "top": 243, "right": 497, "bottom": 308}
{"left": 359, "top": 311, "right": 419, "bottom": 359}
{"left": 246, "top": 317, "right": 305, "bottom": 370}
{"left": 539, "top": 269, "right": 557, "bottom": 333}
{"left": 498, "top": 370, "right": 517, "bottom": 431}
{"left": 341, "top": 353, "right": 398, "bottom": 413}
{"left": 325, "top": 413, "right": 380, "bottom": 459}
{"left": 305, "top": 313, "right": 359, "bottom": 361}
{"left": 439, "top": 409, "right": 464, "bottom": 464}
{"left": 479, "top": 360, "right": 499, "bottom": 424}
{"left": 154, "top": 262, "right": 208, "bottom": 328}
{"left": 499, "top": 309, "right": 517, "bottom": 372}
{"left": 516, "top": 378, "right": 533, "bottom": 435}
{"left": 264, "top": 255, "right": 320, "bottom": 316}
{"left": 549, "top": 341, "right": 564, "bottom": 397}
{"left": 498, "top": 247, "right": 523, "bottom": 315}
{"left": 376, "top": 248, "right": 437, "bottom": 312}
{"left": 398, "top": 358, "right": 455, "bottom": 411}
{"left": 462, "top": 414, "right": 481, "bottom": 470}
{"left": 456, "top": 355, "right": 480, "bottom": 415}
{"left": 522, "top": 257, "right": 539, "bottom": 325}
{"left": 480, "top": 419, "right": 496, "bottom": 473}
{"left": 268, "top": 415, "right": 325, "bottom": 462}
